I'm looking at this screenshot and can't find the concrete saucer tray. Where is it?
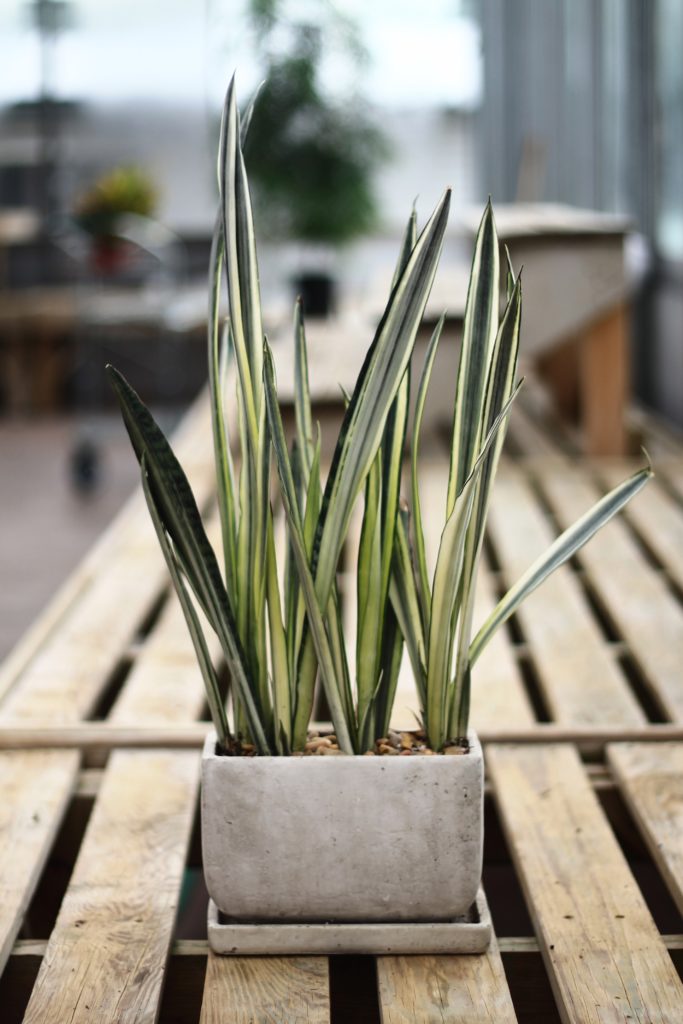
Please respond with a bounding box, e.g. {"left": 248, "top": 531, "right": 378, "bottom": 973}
{"left": 207, "top": 888, "right": 492, "bottom": 955}
{"left": 201, "top": 730, "right": 489, "bottom": 955}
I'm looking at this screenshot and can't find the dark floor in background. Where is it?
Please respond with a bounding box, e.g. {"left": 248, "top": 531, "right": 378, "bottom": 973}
{"left": 0, "top": 413, "right": 173, "bottom": 660}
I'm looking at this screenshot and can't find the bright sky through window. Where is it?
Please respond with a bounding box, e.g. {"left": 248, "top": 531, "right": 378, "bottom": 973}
{"left": 0, "top": 1, "right": 481, "bottom": 109}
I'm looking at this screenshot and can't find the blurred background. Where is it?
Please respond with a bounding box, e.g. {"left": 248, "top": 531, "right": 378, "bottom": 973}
{"left": 0, "top": 0, "right": 681, "bottom": 655}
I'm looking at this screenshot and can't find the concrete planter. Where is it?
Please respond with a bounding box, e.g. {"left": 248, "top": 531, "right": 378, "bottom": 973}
{"left": 201, "top": 730, "right": 484, "bottom": 927}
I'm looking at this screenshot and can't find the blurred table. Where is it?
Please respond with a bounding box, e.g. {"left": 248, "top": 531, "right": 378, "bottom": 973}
{"left": 480, "top": 204, "right": 633, "bottom": 457}
{"left": 0, "top": 287, "right": 76, "bottom": 412}
{"left": 0, "top": 283, "right": 223, "bottom": 412}
{"left": 364, "top": 203, "right": 633, "bottom": 456}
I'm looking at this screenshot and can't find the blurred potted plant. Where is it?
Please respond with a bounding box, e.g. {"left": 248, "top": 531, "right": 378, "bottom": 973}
{"left": 73, "top": 165, "right": 156, "bottom": 273}
{"left": 108, "top": 78, "right": 651, "bottom": 954}
{"left": 243, "top": 0, "right": 387, "bottom": 316}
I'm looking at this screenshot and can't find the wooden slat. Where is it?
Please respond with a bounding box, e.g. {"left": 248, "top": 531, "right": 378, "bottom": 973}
{"left": 470, "top": 565, "right": 536, "bottom": 731}
{"left": 377, "top": 924, "right": 517, "bottom": 1023}
{"left": 2, "top": 393, "right": 219, "bottom": 1015}
{"left": 200, "top": 953, "right": 330, "bottom": 1023}
{"left": 0, "top": 750, "right": 79, "bottom": 974}
{"left": 0, "top": 391, "right": 216, "bottom": 1014}
{"left": 108, "top": 581, "right": 217, "bottom": 727}
{"left": 658, "top": 458, "right": 683, "bottom": 504}
{"left": 487, "top": 466, "right": 645, "bottom": 725}
{"left": 579, "top": 303, "right": 629, "bottom": 457}
{"left": 597, "top": 464, "right": 683, "bottom": 593}
{"left": 0, "top": 552, "right": 166, "bottom": 724}
{"left": 0, "top": 388, "right": 215, "bottom": 713}
{"left": 3, "top": 721, "right": 683, "bottom": 751}
{"left": 535, "top": 461, "right": 683, "bottom": 721}
{"left": 22, "top": 749, "right": 199, "bottom": 1024}
{"left": 488, "top": 743, "right": 683, "bottom": 1024}
{"left": 608, "top": 742, "right": 683, "bottom": 915}
{"left": 508, "top": 404, "right": 567, "bottom": 458}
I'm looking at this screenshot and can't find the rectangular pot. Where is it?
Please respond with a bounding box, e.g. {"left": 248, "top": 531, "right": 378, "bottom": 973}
{"left": 201, "top": 731, "right": 483, "bottom": 923}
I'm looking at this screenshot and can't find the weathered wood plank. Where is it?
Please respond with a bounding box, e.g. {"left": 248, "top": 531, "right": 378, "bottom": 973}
{"left": 0, "top": 389, "right": 215, "bottom": 714}
{"left": 2, "top": 721, "right": 683, "bottom": 751}
{"left": 579, "top": 303, "right": 629, "bottom": 457}
{"left": 200, "top": 952, "right": 330, "bottom": 1024}
{"left": 377, "top": 908, "right": 517, "bottom": 1023}
{"left": 487, "top": 467, "right": 645, "bottom": 725}
{"left": 109, "top": 549, "right": 220, "bottom": 727}
{"left": 608, "top": 742, "right": 683, "bottom": 915}
{"left": 0, "top": 750, "right": 79, "bottom": 975}
{"left": 508, "top": 403, "right": 568, "bottom": 459}
{"left": 658, "top": 458, "right": 683, "bottom": 504}
{"left": 22, "top": 750, "right": 199, "bottom": 1024}
{"left": 597, "top": 464, "right": 683, "bottom": 594}
{"left": 470, "top": 565, "right": 536, "bottom": 731}
{"left": 535, "top": 462, "right": 683, "bottom": 721}
{"left": 0, "top": 394, "right": 215, "bottom": 1001}
{"left": 0, "top": 553, "right": 168, "bottom": 724}
{"left": 488, "top": 743, "right": 683, "bottom": 1024}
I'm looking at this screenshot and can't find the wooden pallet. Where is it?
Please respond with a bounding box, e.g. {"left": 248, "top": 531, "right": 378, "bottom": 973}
{"left": 1, "top": 389, "right": 682, "bottom": 1022}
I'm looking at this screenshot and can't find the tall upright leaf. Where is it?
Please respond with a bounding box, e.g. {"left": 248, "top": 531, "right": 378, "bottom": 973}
{"left": 141, "top": 457, "right": 231, "bottom": 751}
{"left": 291, "top": 189, "right": 451, "bottom": 746}
{"left": 207, "top": 219, "right": 237, "bottom": 602}
{"left": 107, "top": 365, "right": 270, "bottom": 753}
{"left": 447, "top": 200, "right": 499, "bottom": 514}
{"left": 450, "top": 278, "right": 523, "bottom": 727}
{"left": 263, "top": 343, "right": 355, "bottom": 753}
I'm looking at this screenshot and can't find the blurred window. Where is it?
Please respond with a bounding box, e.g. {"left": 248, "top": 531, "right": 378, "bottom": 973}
{"left": 657, "top": 0, "right": 683, "bottom": 259}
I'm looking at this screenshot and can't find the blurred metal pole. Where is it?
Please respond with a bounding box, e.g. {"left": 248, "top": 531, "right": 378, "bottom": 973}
{"left": 30, "top": 0, "right": 72, "bottom": 280}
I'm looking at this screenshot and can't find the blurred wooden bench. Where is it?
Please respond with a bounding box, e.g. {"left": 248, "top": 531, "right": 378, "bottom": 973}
{"left": 0, "top": 385, "right": 682, "bottom": 1022}
{"left": 361, "top": 203, "right": 634, "bottom": 457}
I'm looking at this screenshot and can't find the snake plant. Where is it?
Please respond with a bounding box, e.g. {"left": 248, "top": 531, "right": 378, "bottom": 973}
{"left": 108, "top": 77, "right": 651, "bottom": 755}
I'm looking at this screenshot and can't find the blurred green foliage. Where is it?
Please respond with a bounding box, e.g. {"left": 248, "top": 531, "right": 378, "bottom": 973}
{"left": 244, "top": 1, "right": 388, "bottom": 245}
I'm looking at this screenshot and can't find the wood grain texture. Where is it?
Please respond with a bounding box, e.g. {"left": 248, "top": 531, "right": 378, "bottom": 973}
{"left": 377, "top": 926, "right": 517, "bottom": 1023}
{"left": 0, "top": 389, "right": 215, "bottom": 717}
{"left": 22, "top": 750, "right": 200, "bottom": 1024}
{"left": 488, "top": 743, "right": 683, "bottom": 1023}
{"left": 597, "top": 465, "right": 683, "bottom": 594}
{"left": 535, "top": 463, "right": 683, "bottom": 721}
{"left": 487, "top": 467, "right": 645, "bottom": 725}
{"left": 109, "top": 583, "right": 216, "bottom": 726}
{"left": 0, "top": 552, "right": 167, "bottom": 724}
{"left": 608, "top": 742, "right": 683, "bottom": 915}
{"left": 579, "top": 303, "right": 629, "bottom": 457}
{"left": 0, "top": 750, "right": 79, "bottom": 974}
{"left": 470, "top": 564, "right": 536, "bottom": 731}
{"left": 200, "top": 952, "right": 330, "bottom": 1023}
{"left": 659, "top": 459, "right": 683, "bottom": 505}
{"left": 0, "top": 394, "right": 215, "bottom": 1002}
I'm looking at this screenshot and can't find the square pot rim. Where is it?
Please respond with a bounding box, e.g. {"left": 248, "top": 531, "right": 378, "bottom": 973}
{"left": 201, "top": 728, "right": 482, "bottom": 765}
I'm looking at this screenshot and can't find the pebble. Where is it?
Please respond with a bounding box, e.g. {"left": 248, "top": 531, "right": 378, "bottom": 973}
{"left": 443, "top": 745, "right": 466, "bottom": 755}
{"left": 305, "top": 737, "right": 333, "bottom": 752}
